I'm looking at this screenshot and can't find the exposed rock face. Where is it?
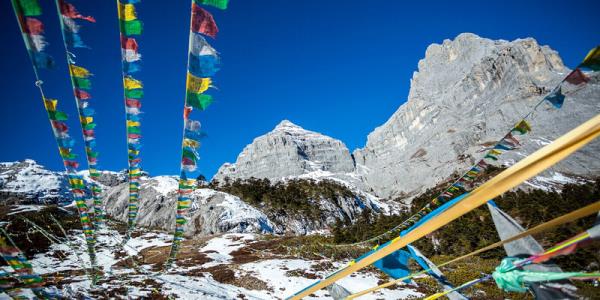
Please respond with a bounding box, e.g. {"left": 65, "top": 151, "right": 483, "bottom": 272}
{"left": 213, "top": 120, "right": 355, "bottom": 183}
{"left": 102, "top": 176, "right": 276, "bottom": 236}
{"left": 352, "top": 33, "right": 600, "bottom": 199}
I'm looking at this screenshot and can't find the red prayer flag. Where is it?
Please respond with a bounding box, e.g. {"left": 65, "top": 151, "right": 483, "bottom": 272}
{"left": 64, "top": 160, "right": 79, "bottom": 168}
{"left": 51, "top": 121, "right": 69, "bottom": 132}
{"left": 191, "top": 4, "right": 218, "bottom": 38}
{"left": 21, "top": 17, "right": 44, "bottom": 34}
{"left": 75, "top": 89, "right": 91, "bottom": 100}
{"left": 183, "top": 107, "right": 192, "bottom": 119}
{"left": 83, "top": 129, "right": 94, "bottom": 136}
{"left": 565, "top": 68, "right": 590, "bottom": 85}
{"left": 120, "top": 35, "right": 138, "bottom": 51}
{"left": 126, "top": 98, "right": 141, "bottom": 108}
{"left": 128, "top": 133, "right": 141, "bottom": 139}
{"left": 182, "top": 157, "right": 195, "bottom": 165}
{"left": 59, "top": 0, "right": 96, "bottom": 22}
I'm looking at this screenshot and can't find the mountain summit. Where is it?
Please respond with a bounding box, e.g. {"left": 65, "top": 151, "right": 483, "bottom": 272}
{"left": 213, "top": 120, "right": 355, "bottom": 183}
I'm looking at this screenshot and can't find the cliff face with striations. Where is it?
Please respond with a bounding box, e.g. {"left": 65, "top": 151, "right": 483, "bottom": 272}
{"left": 352, "top": 33, "right": 600, "bottom": 199}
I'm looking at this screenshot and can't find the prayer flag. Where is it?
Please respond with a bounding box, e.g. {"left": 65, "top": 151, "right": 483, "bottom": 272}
{"left": 544, "top": 87, "right": 565, "bottom": 109}
{"left": 191, "top": 4, "right": 218, "bottom": 38}
{"left": 565, "top": 68, "right": 590, "bottom": 85}
{"left": 581, "top": 46, "right": 600, "bottom": 71}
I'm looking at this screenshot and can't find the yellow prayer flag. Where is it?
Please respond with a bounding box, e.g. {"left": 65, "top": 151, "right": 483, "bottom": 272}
{"left": 582, "top": 46, "right": 600, "bottom": 66}
{"left": 44, "top": 98, "right": 57, "bottom": 111}
{"left": 129, "top": 150, "right": 139, "bottom": 156}
{"left": 59, "top": 148, "right": 71, "bottom": 156}
{"left": 69, "top": 178, "right": 84, "bottom": 186}
{"left": 69, "top": 65, "right": 91, "bottom": 78}
{"left": 118, "top": 3, "right": 137, "bottom": 21}
{"left": 130, "top": 168, "right": 141, "bottom": 174}
{"left": 127, "top": 120, "right": 140, "bottom": 127}
{"left": 186, "top": 73, "right": 211, "bottom": 94}
{"left": 124, "top": 77, "right": 143, "bottom": 90}
{"left": 182, "top": 138, "right": 200, "bottom": 148}
{"left": 80, "top": 116, "right": 93, "bottom": 124}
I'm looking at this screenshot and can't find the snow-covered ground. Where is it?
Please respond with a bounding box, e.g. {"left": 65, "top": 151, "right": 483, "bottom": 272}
{"left": 0, "top": 212, "right": 423, "bottom": 299}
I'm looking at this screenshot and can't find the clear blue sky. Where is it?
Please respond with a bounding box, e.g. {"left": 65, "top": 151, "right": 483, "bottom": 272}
{"left": 1, "top": 0, "right": 599, "bottom": 178}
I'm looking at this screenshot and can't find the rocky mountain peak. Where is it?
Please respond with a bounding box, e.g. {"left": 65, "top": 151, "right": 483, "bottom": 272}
{"left": 274, "top": 119, "right": 302, "bottom": 131}
{"left": 213, "top": 120, "right": 355, "bottom": 182}
{"left": 353, "top": 33, "right": 599, "bottom": 199}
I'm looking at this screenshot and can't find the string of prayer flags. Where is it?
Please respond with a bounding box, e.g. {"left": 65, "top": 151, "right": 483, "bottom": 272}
{"left": 0, "top": 235, "right": 47, "bottom": 298}
{"left": 580, "top": 46, "right": 600, "bottom": 71}
{"left": 118, "top": 0, "right": 144, "bottom": 233}
{"left": 12, "top": 0, "right": 98, "bottom": 283}
{"left": 57, "top": 0, "right": 105, "bottom": 226}
{"left": 166, "top": 0, "right": 229, "bottom": 268}
{"left": 11, "top": 0, "right": 54, "bottom": 69}
{"left": 43, "top": 98, "right": 97, "bottom": 274}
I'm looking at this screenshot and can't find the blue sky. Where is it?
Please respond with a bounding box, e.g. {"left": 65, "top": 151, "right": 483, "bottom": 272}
{"left": 1, "top": 0, "right": 599, "bottom": 178}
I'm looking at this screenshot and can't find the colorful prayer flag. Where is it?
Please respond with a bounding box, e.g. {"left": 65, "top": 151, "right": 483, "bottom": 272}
{"left": 565, "top": 68, "right": 590, "bottom": 85}
{"left": 191, "top": 4, "right": 218, "bottom": 38}
{"left": 580, "top": 46, "right": 600, "bottom": 71}
{"left": 544, "top": 87, "right": 565, "bottom": 109}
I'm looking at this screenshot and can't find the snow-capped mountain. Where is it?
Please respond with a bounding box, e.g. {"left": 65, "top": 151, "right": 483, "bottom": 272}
{"left": 0, "top": 159, "right": 69, "bottom": 204}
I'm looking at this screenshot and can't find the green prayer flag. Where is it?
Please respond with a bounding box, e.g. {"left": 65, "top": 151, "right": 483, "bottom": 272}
{"left": 84, "top": 123, "right": 97, "bottom": 130}
{"left": 60, "top": 152, "right": 77, "bottom": 159}
{"left": 195, "top": 0, "right": 229, "bottom": 9}
{"left": 128, "top": 126, "right": 141, "bottom": 134}
{"left": 48, "top": 110, "right": 68, "bottom": 121}
{"left": 73, "top": 77, "right": 92, "bottom": 89}
{"left": 87, "top": 151, "right": 99, "bottom": 158}
{"left": 18, "top": 0, "right": 42, "bottom": 16}
{"left": 182, "top": 149, "right": 197, "bottom": 161}
{"left": 125, "top": 88, "right": 144, "bottom": 99}
{"left": 187, "top": 93, "right": 213, "bottom": 110}
{"left": 121, "top": 20, "right": 143, "bottom": 36}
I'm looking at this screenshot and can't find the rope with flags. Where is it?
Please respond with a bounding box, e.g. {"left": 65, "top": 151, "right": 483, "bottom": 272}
{"left": 164, "top": 0, "right": 228, "bottom": 269}
{"left": 116, "top": 0, "right": 144, "bottom": 235}
{"left": 9, "top": 0, "right": 98, "bottom": 284}
{"left": 338, "top": 46, "right": 600, "bottom": 248}
{"left": 0, "top": 228, "right": 49, "bottom": 298}
{"left": 288, "top": 111, "right": 600, "bottom": 299}
{"left": 346, "top": 200, "right": 600, "bottom": 299}
{"left": 54, "top": 0, "right": 105, "bottom": 227}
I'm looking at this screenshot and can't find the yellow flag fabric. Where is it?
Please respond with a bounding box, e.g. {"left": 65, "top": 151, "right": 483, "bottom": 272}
{"left": 187, "top": 73, "right": 211, "bottom": 94}
{"left": 582, "top": 46, "right": 600, "bottom": 66}
{"left": 59, "top": 148, "right": 71, "bottom": 157}
{"left": 70, "top": 65, "right": 91, "bottom": 78}
{"left": 183, "top": 138, "right": 200, "bottom": 148}
{"left": 127, "top": 120, "right": 140, "bottom": 127}
{"left": 80, "top": 116, "right": 93, "bottom": 124}
{"left": 69, "top": 178, "right": 84, "bottom": 186}
{"left": 44, "top": 98, "right": 57, "bottom": 111}
{"left": 124, "top": 77, "right": 143, "bottom": 90}
{"left": 118, "top": 3, "right": 137, "bottom": 21}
